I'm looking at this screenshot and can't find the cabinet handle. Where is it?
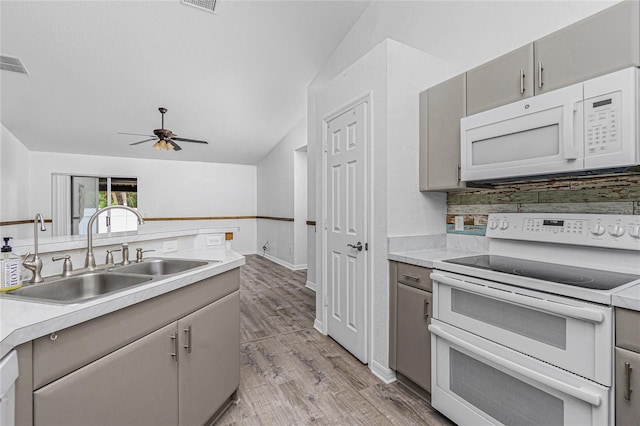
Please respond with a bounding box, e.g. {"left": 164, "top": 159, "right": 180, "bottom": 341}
{"left": 457, "top": 163, "right": 461, "bottom": 183}
{"left": 184, "top": 325, "right": 192, "bottom": 353}
{"left": 537, "top": 62, "right": 544, "bottom": 89}
{"left": 625, "top": 362, "right": 633, "bottom": 400}
{"left": 424, "top": 300, "right": 429, "bottom": 321}
{"left": 520, "top": 68, "right": 525, "bottom": 94}
{"left": 170, "top": 333, "right": 178, "bottom": 361}
{"left": 402, "top": 274, "right": 420, "bottom": 281}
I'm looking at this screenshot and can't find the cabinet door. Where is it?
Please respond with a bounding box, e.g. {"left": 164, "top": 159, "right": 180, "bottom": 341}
{"left": 420, "top": 74, "right": 467, "bottom": 191}
{"left": 33, "top": 322, "right": 179, "bottom": 426}
{"left": 466, "top": 43, "right": 534, "bottom": 115}
{"left": 178, "top": 290, "right": 240, "bottom": 426}
{"left": 616, "top": 347, "right": 640, "bottom": 424}
{"left": 535, "top": 1, "right": 640, "bottom": 95}
{"left": 396, "top": 283, "right": 432, "bottom": 392}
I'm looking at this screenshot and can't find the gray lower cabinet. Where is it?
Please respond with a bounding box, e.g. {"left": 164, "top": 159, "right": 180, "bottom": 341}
{"left": 178, "top": 292, "right": 240, "bottom": 426}
{"left": 390, "top": 261, "right": 433, "bottom": 396}
{"left": 616, "top": 307, "right": 640, "bottom": 425}
{"left": 14, "top": 268, "right": 241, "bottom": 426}
{"left": 419, "top": 73, "right": 467, "bottom": 192}
{"left": 396, "top": 283, "right": 432, "bottom": 392}
{"left": 34, "top": 322, "right": 179, "bottom": 426}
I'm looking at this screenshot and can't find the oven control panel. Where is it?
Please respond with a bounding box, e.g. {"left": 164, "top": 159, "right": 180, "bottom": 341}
{"left": 487, "top": 213, "right": 640, "bottom": 250}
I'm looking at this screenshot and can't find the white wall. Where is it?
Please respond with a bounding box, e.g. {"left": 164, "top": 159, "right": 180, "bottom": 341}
{"left": 256, "top": 116, "right": 308, "bottom": 269}
{"left": 0, "top": 124, "right": 32, "bottom": 238}
{"left": 293, "top": 149, "right": 308, "bottom": 267}
{"left": 6, "top": 149, "right": 258, "bottom": 253}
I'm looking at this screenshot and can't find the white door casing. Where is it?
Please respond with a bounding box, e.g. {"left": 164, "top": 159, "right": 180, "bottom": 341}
{"left": 323, "top": 100, "right": 368, "bottom": 363}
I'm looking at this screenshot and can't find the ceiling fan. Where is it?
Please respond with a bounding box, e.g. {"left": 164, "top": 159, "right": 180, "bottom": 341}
{"left": 119, "top": 107, "right": 208, "bottom": 151}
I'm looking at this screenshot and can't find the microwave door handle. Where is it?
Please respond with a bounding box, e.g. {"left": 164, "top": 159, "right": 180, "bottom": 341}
{"left": 563, "top": 102, "right": 579, "bottom": 160}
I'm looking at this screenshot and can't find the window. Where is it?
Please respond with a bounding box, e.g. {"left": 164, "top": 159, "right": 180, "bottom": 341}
{"left": 51, "top": 174, "right": 138, "bottom": 236}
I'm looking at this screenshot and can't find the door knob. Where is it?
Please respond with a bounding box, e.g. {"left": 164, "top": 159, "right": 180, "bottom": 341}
{"left": 347, "top": 242, "right": 363, "bottom": 252}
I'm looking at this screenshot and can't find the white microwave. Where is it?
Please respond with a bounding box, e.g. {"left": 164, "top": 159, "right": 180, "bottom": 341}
{"left": 461, "top": 67, "right": 639, "bottom": 182}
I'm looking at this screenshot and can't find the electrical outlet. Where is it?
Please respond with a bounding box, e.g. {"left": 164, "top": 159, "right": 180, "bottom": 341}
{"left": 454, "top": 216, "right": 464, "bottom": 231}
{"left": 206, "top": 235, "right": 223, "bottom": 246}
{"left": 163, "top": 240, "right": 178, "bottom": 253}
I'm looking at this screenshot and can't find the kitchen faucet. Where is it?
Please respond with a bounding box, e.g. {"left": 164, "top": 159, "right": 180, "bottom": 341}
{"left": 22, "top": 213, "right": 47, "bottom": 283}
{"left": 84, "top": 205, "right": 145, "bottom": 269}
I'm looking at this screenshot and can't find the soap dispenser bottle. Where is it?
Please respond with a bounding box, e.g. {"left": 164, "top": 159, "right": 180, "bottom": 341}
{"left": 1, "top": 237, "right": 23, "bottom": 292}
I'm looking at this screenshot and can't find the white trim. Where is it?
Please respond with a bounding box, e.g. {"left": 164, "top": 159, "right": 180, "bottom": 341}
{"left": 313, "top": 319, "right": 324, "bottom": 334}
{"left": 370, "top": 360, "right": 396, "bottom": 384}
{"left": 305, "top": 280, "right": 316, "bottom": 291}
{"left": 321, "top": 93, "right": 373, "bottom": 364}
{"left": 261, "top": 253, "right": 307, "bottom": 271}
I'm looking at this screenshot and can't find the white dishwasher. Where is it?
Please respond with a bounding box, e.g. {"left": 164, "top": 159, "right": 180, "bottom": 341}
{"left": 0, "top": 350, "right": 19, "bottom": 426}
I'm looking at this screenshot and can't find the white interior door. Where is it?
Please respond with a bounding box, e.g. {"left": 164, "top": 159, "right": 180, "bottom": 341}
{"left": 324, "top": 102, "right": 368, "bottom": 363}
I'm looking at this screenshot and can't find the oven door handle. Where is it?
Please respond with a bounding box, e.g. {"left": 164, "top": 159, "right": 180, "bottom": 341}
{"left": 431, "top": 273, "right": 604, "bottom": 323}
{"left": 429, "top": 324, "right": 602, "bottom": 407}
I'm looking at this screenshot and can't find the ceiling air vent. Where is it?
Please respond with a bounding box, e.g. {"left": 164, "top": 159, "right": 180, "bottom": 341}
{"left": 181, "top": 0, "right": 217, "bottom": 14}
{"left": 0, "top": 55, "right": 29, "bottom": 75}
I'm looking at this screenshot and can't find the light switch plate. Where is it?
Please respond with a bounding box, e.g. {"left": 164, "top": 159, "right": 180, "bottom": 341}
{"left": 454, "top": 216, "right": 464, "bottom": 231}
{"left": 163, "top": 240, "right": 178, "bottom": 253}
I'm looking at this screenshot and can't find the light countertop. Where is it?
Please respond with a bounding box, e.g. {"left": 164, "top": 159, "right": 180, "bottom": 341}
{"left": 613, "top": 283, "right": 640, "bottom": 312}
{"left": 388, "top": 248, "right": 484, "bottom": 269}
{"left": 0, "top": 250, "right": 245, "bottom": 359}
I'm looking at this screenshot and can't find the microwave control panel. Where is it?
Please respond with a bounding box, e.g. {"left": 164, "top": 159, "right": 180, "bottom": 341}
{"left": 584, "top": 91, "right": 621, "bottom": 156}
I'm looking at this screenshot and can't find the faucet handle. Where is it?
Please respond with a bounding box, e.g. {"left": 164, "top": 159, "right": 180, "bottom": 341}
{"left": 135, "top": 248, "right": 155, "bottom": 263}
{"left": 52, "top": 256, "right": 73, "bottom": 277}
{"left": 21, "top": 251, "right": 33, "bottom": 264}
{"left": 105, "top": 249, "right": 121, "bottom": 265}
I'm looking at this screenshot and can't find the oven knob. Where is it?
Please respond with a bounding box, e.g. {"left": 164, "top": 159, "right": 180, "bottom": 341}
{"left": 630, "top": 225, "right": 640, "bottom": 239}
{"left": 500, "top": 220, "right": 510, "bottom": 230}
{"left": 489, "top": 219, "right": 499, "bottom": 230}
{"left": 590, "top": 223, "right": 605, "bottom": 236}
{"left": 609, "top": 224, "right": 625, "bottom": 237}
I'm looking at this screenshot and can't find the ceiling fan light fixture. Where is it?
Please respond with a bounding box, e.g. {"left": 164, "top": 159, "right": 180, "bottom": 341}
{"left": 153, "top": 140, "right": 163, "bottom": 150}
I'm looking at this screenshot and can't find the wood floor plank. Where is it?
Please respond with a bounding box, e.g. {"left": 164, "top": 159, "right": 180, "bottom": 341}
{"left": 218, "top": 255, "right": 452, "bottom": 425}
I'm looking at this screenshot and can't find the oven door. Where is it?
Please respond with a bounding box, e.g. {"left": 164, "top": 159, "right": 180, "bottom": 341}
{"left": 431, "top": 272, "right": 613, "bottom": 386}
{"left": 460, "top": 82, "right": 584, "bottom": 182}
{"left": 430, "top": 319, "right": 610, "bottom": 426}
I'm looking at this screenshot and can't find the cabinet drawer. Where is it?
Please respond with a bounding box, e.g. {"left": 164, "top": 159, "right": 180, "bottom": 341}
{"left": 397, "top": 263, "right": 432, "bottom": 292}
{"left": 616, "top": 308, "right": 640, "bottom": 353}
{"left": 32, "top": 268, "right": 239, "bottom": 390}
{"left": 616, "top": 347, "right": 640, "bottom": 424}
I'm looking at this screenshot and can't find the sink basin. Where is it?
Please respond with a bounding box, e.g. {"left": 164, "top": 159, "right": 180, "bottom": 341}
{"left": 5, "top": 273, "right": 153, "bottom": 304}
{"left": 109, "top": 259, "right": 209, "bottom": 276}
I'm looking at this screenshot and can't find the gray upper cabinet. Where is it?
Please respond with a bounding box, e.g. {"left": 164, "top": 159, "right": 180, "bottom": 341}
{"left": 466, "top": 43, "right": 534, "bottom": 115}
{"left": 419, "top": 73, "right": 467, "bottom": 191}
{"left": 535, "top": 1, "right": 640, "bottom": 94}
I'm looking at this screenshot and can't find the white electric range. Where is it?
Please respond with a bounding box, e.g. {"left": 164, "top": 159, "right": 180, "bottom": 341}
{"left": 430, "top": 213, "right": 640, "bottom": 426}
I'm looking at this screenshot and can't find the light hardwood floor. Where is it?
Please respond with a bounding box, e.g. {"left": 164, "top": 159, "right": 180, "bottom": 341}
{"left": 217, "top": 255, "right": 453, "bottom": 425}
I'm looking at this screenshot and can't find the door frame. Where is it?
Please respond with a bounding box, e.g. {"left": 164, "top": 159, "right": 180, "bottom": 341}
{"left": 320, "top": 92, "right": 372, "bottom": 363}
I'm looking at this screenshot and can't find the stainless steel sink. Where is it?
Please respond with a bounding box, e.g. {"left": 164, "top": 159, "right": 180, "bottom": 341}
{"left": 5, "top": 273, "right": 153, "bottom": 304}
{"left": 109, "top": 259, "right": 209, "bottom": 276}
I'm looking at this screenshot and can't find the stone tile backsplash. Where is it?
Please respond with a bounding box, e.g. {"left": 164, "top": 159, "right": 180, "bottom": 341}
{"left": 446, "top": 174, "right": 640, "bottom": 235}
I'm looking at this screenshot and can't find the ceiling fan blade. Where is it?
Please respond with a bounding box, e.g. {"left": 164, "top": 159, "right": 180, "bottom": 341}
{"left": 129, "top": 138, "right": 157, "bottom": 146}
{"left": 171, "top": 137, "right": 208, "bottom": 144}
{"left": 119, "top": 132, "right": 156, "bottom": 137}
{"left": 167, "top": 139, "right": 182, "bottom": 151}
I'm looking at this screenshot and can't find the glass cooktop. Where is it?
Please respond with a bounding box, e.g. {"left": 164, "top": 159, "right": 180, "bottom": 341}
{"left": 444, "top": 255, "right": 640, "bottom": 290}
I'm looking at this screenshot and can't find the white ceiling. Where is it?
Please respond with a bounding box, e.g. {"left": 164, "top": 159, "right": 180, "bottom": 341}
{"left": 0, "top": 0, "right": 369, "bottom": 164}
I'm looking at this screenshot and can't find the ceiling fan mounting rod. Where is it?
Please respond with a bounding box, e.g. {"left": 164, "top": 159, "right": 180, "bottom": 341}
{"left": 159, "top": 107, "right": 167, "bottom": 129}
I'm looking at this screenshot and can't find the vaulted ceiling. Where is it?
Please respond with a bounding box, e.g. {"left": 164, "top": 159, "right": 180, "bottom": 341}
{"left": 0, "top": 1, "right": 369, "bottom": 164}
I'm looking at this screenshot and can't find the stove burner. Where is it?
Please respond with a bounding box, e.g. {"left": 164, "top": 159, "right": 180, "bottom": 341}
{"left": 444, "top": 255, "right": 640, "bottom": 291}
{"left": 513, "top": 269, "right": 595, "bottom": 285}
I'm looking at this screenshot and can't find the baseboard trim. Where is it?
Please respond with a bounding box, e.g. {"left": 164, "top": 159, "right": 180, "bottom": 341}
{"left": 236, "top": 250, "right": 257, "bottom": 255}
{"left": 313, "top": 319, "right": 324, "bottom": 334}
{"left": 261, "top": 253, "right": 307, "bottom": 271}
{"left": 305, "top": 280, "right": 316, "bottom": 291}
{"left": 370, "top": 360, "right": 396, "bottom": 384}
